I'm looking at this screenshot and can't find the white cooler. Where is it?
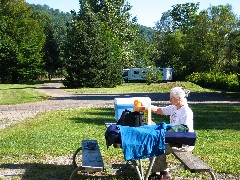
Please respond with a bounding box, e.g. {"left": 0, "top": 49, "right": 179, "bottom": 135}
{"left": 114, "top": 97, "right": 151, "bottom": 121}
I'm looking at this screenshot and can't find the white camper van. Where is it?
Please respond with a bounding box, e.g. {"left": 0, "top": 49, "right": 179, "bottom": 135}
{"left": 123, "top": 67, "right": 172, "bottom": 82}
{"left": 156, "top": 67, "right": 173, "bottom": 81}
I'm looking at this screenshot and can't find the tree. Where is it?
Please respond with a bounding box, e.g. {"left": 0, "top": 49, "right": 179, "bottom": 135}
{"left": 29, "top": 4, "right": 72, "bottom": 79}
{"left": 153, "top": 29, "right": 186, "bottom": 79}
{"left": 170, "top": 3, "right": 200, "bottom": 34}
{"left": 96, "top": 0, "right": 141, "bottom": 68}
{"left": 64, "top": 0, "right": 136, "bottom": 88}
{"left": 153, "top": 3, "right": 200, "bottom": 79}
{"left": 206, "top": 4, "right": 238, "bottom": 72}
{"left": 43, "top": 22, "right": 60, "bottom": 81}
{"left": 227, "top": 30, "right": 240, "bottom": 74}
{"left": 0, "top": 0, "right": 45, "bottom": 83}
{"left": 154, "top": 3, "right": 239, "bottom": 79}
{"left": 155, "top": 11, "right": 174, "bottom": 34}
{"left": 179, "top": 10, "right": 214, "bottom": 75}
{"left": 182, "top": 4, "right": 239, "bottom": 74}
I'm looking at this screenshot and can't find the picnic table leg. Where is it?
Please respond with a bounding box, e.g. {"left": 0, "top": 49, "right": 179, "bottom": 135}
{"left": 144, "top": 157, "right": 156, "bottom": 180}
{"left": 69, "top": 166, "right": 83, "bottom": 180}
{"left": 209, "top": 171, "right": 216, "bottom": 180}
{"left": 72, "top": 147, "right": 82, "bottom": 168}
{"left": 139, "top": 160, "right": 144, "bottom": 178}
{"left": 132, "top": 160, "right": 144, "bottom": 180}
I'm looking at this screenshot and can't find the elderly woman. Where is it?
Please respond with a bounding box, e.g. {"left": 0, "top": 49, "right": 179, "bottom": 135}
{"left": 150, "top": 87, "right": 194, "bottom": 180}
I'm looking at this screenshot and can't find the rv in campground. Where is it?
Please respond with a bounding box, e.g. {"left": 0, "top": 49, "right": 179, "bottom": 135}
{"left": 123, "top": 67, "right": 173, "bottom": 82}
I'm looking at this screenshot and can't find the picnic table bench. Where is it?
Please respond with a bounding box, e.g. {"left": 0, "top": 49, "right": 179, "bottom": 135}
{"left": 172, "top": 150, "right": 216, "bottom": 179}
{"left": 70, "top": 140, "right": 104, "bottom": 179}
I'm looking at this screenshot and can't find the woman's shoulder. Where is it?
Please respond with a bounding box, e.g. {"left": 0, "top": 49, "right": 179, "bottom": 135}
{"left": 180, "top": 105, "right": 193, "bottom": 112}
{"left": 164, "top": 105, "right": 176, "bottom": 110}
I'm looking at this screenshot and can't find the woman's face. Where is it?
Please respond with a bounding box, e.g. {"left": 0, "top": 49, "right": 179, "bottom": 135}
{"left": 170, "top": 92, "right": 180, "bottom": 106}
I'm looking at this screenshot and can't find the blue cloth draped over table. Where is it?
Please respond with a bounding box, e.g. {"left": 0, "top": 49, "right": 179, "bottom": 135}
{"left": 118, "top": 122, "right": 171, "bottom": 161}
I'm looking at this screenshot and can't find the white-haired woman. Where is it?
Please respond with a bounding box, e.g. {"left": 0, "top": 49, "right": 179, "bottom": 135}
{"left": 150, "top": 87, "right": 194, "bottom": 180}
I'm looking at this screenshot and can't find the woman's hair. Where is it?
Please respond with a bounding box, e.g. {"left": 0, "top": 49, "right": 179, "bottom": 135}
{"left": 170, "top": 87, "right": 190, "bottom": 105}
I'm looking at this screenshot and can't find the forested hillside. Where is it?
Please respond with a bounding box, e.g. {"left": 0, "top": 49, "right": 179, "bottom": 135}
{"left": 0, "top": 0, "right": 239, "bottom": 91}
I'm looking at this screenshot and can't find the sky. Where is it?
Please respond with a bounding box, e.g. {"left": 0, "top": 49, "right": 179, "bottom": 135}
{"left": 25, "top": 0, "right": 240, "bottom": 27}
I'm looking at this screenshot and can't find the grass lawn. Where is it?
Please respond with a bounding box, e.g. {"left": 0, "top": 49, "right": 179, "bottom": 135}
{"left": 65, "top": 81, "right": 214, "bottom": 93}
{"left": 0, "top": 106, "right": 239, "bottom": 179}
{"left": 0, "top": 83, "right": 48, "bottom": 105}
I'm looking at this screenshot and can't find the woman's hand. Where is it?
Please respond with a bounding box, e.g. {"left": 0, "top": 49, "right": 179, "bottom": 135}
{"left": 151, "top": 105, "right": 158, "bottom": 113}
{"left": 151, "top": 105, "right": 164, "bottom": 115}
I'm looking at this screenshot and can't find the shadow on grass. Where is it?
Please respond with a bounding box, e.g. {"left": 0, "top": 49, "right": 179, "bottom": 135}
{"left": 0, "top": 163, "right": 72, "bottom": 179}
{"left": 192, "top": 105, "right": 240, "bottom": 131}
{"left": 48, "top": 92, "right": 240, "bottom": 103}
{"left": 68, "top": 106, "right": 240, "bottom": 131}
{"left": 150, "top": 105, "right": 240, "bottom": 131}
{"left": 69, "top": 163, "right": 138, "bottom": 180}
{"left": 0, "top": 86, "right": 38, "bottom": 90}
{"left": 68, "top": 108, "right": 115, "bottom": 126}
{"left": 0, "top": 162, "right": 137, "bottom": 179}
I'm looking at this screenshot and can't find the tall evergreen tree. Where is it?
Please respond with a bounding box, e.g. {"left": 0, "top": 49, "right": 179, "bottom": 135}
{"left": 64, "top": 0, "right": 135, "bottom": 88}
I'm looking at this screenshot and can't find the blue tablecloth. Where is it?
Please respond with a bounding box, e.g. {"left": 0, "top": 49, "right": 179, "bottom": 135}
{"left": 118, "top": 122, "right": 171, "bottom": 161}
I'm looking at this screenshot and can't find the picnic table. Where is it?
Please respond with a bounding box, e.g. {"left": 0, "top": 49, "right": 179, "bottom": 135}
{"left": 69, "top": 122, "right": 216, "bottom": 180}
{"left": 105, "top": 121, "right": 216, "bottom": 180}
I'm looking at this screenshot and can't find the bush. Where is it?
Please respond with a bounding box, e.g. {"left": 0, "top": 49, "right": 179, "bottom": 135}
{"left": 186, "top": 72, "right": 239, "bottom": 91}
{"left": 142, "top": 66, "right": 163, "bottom": 85}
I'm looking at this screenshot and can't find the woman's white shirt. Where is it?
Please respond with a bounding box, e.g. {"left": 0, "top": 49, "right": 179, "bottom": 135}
{"left": 161, "top": 105, "right": 194, "bottom": 132}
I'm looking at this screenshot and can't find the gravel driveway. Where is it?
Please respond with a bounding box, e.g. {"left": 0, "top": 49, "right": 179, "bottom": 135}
{"left": 1, "top": 82, "right": 239, "bottom": 130}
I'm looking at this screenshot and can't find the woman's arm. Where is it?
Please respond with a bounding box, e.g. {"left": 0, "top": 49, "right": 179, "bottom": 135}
{"left": 151, "top": 106, "right": 165, "bottom": 115}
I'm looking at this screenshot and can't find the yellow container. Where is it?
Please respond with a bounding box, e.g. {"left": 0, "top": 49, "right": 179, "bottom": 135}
{"left": 133, "top": 99, "right": 152, "bottom": 125}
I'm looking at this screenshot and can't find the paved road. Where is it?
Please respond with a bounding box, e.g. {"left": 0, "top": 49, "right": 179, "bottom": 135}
{"left": 1, "top": 82, "right": 239, "bottom": 129}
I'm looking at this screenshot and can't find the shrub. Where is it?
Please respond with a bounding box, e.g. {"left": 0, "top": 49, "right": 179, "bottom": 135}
{"left": 186, "top": 72, "right": 239, "bottom": 91}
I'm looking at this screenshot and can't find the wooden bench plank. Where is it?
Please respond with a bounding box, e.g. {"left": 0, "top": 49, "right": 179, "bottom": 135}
{"left": 172, "top": 151, "right": 211, "bottom": 173}
{"left": 82, "top": 140, "right": 104, "bottom": 172}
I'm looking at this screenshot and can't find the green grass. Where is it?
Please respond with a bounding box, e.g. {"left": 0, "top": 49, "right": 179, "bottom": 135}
{"left": 192, "top": 105, "right": 240, "bottom": 173}
{"left": 1, "top": 106, "right": 239, "bottom": 179}
{"left": 65, "top": 81, "right": 214, "bottom": 93}
{"left": 0, "top": 84, "right": 48, "bottom": 105}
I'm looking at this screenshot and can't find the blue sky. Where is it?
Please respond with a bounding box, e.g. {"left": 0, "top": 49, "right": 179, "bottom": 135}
{"left": 25, "top": 0, "right": 240, "bottom": 27}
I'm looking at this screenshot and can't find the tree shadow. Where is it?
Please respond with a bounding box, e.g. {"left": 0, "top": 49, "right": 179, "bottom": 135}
{"left": 192, "top": 105, "right": 240, "bottom": 130}
{"left": 47, "top": 92, "right": 240, "bottom": 104}
{"left": 0, "top": 163, "right": 73, "bottom": 179}
{"left": 68, "top": 108, "right": 115, "bottom": 126}
{"left": 36, "top": 86, "right": 59, "bottom": 89}
{"left": 67, "top": 104, "right": 240, "bottom": 131}
{"left": 188, "top": 92, "right": 240, "bottom": 102}
{"left": 69, "top": 163, "right": 138, "bottom": 180}
{"left": 0, "top": 162, "right": 137, "bottom": 179}
{"left": 0, "top": 86, "right": 37, "bottom": 90}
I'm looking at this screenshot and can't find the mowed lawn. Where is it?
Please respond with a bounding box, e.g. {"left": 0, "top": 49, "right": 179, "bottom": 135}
{"left": 0, "top": 83, "right": 48, "bottom": 105}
